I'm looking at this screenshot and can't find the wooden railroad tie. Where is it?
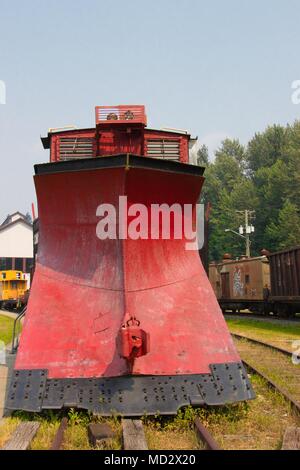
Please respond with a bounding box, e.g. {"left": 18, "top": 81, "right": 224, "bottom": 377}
{"left": 2, "top": 421, "right": 40, "bottom": 450}
{"left": 122, "top": 419, "right": 148, "bottom": 450}
{"left": 87, "top": 423, "right": 115, "bottom": 448}
{"left": 282, "top": 426, "right": 300, "bottom": 450}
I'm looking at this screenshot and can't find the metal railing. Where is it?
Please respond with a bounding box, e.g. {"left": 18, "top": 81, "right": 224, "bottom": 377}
{"left": 11, "top": 306, "right": 26, "bottom": 353}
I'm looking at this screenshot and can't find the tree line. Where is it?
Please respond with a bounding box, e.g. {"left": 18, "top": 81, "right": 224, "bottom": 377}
{"left": 198, "top": 121, "right": 300, "bottom": 261}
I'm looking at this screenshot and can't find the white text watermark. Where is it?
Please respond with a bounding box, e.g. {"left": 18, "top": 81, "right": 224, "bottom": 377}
{"left": 0, "top": 340, "right": 5, "bottom": 365}
{"left": 0, "top": 80, "right": 6, "bottom": 104}
{"left": 292, "top": 340, "right": 300, "bottom": 365}
{"left": 291, "top": 80, "right": 300, "bottom": 105}
{"left": 95, "top": 197, "right": 204, "bottom": 251}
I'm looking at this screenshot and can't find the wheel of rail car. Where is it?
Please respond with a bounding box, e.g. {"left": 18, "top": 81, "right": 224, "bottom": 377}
{"left": 262, "top": 303, "right": 268, "bottom": 315}
{"left": 277, "top": 305, "right": 294, "bottom": 318}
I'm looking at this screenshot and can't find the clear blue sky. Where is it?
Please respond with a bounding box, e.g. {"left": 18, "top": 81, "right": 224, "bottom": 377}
{"left": 0, "top": 0, "right": 299, "bottom": 220}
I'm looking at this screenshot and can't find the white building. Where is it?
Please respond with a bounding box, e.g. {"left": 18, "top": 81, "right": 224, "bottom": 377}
{"left": 0, "top": 212, "right": 33, "bottom": 276}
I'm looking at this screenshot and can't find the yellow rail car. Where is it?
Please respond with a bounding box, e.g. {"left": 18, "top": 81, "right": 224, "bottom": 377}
{"left": 0, "top": 270, "right": 28, "bottom": 311}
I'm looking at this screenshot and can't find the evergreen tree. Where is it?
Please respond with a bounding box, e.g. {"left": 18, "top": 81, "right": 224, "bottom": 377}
{"left": 246, "top": 124, "right": 287, "bottom": 174}
{"left": 197, "top": 144, "right": 209, "bottom": 166}
{"left": 266, "top": 200, "right": 300, "bottom": 249}
{"left": 201, "top": 123, "right": 300, "bottom": 261}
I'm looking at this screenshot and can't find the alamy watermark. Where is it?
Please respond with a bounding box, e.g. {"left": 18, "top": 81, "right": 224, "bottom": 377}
{"left": 95, "top": 197, "right": 204, "bottom": 251}
{"left": 292, "top": 340, "right": 300, "bottom": 365}
{"left": 0, "top": 340, "right": 6, "bottom": 365}
{"left": 291, "top": 80, "right": 300, "bottom": 104}
{"left": 0, "top": 80, "right": 6, "bottom": 104}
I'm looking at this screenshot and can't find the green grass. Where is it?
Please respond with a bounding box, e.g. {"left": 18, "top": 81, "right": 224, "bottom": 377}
{"left": 0, "top": 314, "right": 19, "bottom": 345}
{"left": 233, "top": 337, "right": 300, "bottom": 399}
{"left": 197, "top": 375, "right": 300, "bottom": 450}
{"left": 227, "top": 317, "right": 300, "bottom": 336}
{"left": 226, "top": 317, "right": 300, "bottom": 351}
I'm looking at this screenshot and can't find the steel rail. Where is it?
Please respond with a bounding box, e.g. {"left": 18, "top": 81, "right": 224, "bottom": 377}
{"left": 231, "top": 333, "right": 293, "bottom": 357}
{"left": 233, "top": 335, "right": 300, "bottom": 416}
{"left": 49, "top": 417, "right": 68, "bottom": 450}
{"left": 120, "top": 417, "right": 221, "bottom": 450}
{"left": 194, "top": 418, "right": 221, "bottom": 450}
{"left": 241, "top": 358, "right": 300, "bottom": 416}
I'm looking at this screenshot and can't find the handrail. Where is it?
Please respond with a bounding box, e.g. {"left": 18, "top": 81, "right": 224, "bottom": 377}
{"left": 11, "top": 307, "right": 26, "bottom": 353}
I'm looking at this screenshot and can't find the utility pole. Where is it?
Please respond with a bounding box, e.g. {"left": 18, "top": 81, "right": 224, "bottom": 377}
{"left": 245, "top": 210, "right": 250, "bottom": 258}
{"left": 225, "top": 210, "right": 255, "bottom": 257}
{"left": 236, "top": 210, "right": 255, "bottom": 258}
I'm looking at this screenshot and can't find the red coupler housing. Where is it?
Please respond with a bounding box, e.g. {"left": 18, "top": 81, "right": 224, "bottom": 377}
{"left": 120, "top": 316, "right": 150, "bottom": 361}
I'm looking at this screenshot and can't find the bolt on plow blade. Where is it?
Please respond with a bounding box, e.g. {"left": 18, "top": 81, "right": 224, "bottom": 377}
{"left": 7, "top": 155, "right": 254, "bottom": 415}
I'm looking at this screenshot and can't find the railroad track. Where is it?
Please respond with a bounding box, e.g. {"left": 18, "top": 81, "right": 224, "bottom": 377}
{"left": 120, "top": 417, "right": 220, "bottom": 450}
{"left": 232, "top": 333, "right": 300, "bottom": 415}
{"left": 4, "top": 333, "right": 298, "bottom": 450}
{"left": 231, "top": 333, "right": 293, "bottom": 357}
{"left": 1, "top": 415, "right": 220, "bottom": 450}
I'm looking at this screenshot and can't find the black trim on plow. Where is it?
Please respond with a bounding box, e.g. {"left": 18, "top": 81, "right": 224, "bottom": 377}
{"left": 34, "top": 154, "right": 205, "bottom": 177}
{"left": 6, "top": 362, "right": 254, "bottom": 416}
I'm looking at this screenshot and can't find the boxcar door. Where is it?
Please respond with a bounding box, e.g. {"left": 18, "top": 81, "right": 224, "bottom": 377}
{"left": 221, "top": 272, "right": 230, "bottom": 299}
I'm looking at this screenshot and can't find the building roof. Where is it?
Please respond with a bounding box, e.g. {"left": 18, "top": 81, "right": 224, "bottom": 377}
{"left": 0, "top": 212, "right": 32, "bottom": 230}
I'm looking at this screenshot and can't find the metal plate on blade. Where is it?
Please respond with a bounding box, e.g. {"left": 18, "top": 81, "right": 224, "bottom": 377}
{"left": 6, "top": 362, "right": 254, "bottom": 416}
{"left": 7, "top": 369, "right": 48, "bottom": 412}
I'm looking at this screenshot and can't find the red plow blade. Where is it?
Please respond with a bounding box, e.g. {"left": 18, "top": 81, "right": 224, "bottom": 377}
{"left": 7, "top": 155, "right": 254, "bottom": 415}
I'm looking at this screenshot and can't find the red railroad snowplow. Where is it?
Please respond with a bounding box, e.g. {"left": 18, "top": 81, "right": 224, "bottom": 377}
{"left": 7, "top": 106, "right": 254, "bottom": 415}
